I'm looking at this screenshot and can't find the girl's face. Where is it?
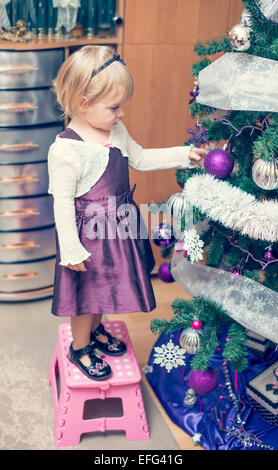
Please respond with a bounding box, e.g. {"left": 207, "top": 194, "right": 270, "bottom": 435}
{"left": 80, "top": 88, "right": 127, "bottom": 132}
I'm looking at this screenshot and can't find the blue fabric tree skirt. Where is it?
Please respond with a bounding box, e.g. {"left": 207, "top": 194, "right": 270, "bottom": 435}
{"left": 146, "top": 329, "right": 278, "bottom": 450}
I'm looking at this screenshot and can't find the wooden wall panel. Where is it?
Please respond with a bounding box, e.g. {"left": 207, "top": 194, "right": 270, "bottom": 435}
{"left": 124, "top": 0, "right": 236, "bottom": 44}
{"left": 122, "top": 0, "right": 243, "bottom": 269}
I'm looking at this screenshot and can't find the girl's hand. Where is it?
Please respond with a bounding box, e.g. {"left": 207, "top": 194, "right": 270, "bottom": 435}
{"left": 188, "top": 147, "right": 208, "bottom": 167}
{"left": 66, "top": 256, "right": 91, "bottom": 272}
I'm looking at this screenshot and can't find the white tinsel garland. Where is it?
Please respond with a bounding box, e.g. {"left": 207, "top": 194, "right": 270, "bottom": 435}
{"left": 183, "top": 174, "right": 278, "bottom": 242}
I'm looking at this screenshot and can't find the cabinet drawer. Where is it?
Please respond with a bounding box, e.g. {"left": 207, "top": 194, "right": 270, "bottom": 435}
{"left": 0, "top": 194, "right": 54, "bottom": 230}
{"left": 0, "top": 161, "right": 49, "bottom": 197}
{"left": 0, "top": 226, "right": 56, "bottom": 262}
{"left": 0, "top": 256, "right": 55, "bottom": 293}
{"left": 0, "top": 124, "right": 64, "bottom": 163}
{"left": 0, "top": 89, "right": 63, "bottom": 126}
{"left": 0, "top": 49, "right": 64, "bottom": 90}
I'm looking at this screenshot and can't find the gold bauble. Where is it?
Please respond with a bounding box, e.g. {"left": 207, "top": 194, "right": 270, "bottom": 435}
{"left": 228, "top": 23, "right": 251, "bottom": 51}
{"left": 252, "top": 158, "right": 278, "bottom": 190}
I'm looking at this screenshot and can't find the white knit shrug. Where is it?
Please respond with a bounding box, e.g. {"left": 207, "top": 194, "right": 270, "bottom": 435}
{"left": 47, "top": 120, "right": 194, "bottom": 266}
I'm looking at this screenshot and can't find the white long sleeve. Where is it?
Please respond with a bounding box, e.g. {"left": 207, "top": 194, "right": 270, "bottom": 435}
{"left": 122, "top": 123, "right": 196, "bottom": 171}
{"left": 47, "top": 121, "right": 197, "bottom": 266}
{"left": 48, "top": 142, "right": 91, "bottom": 266}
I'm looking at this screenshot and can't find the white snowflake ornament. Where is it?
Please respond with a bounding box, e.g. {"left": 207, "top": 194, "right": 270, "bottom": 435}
{"left": 153, "top": 339, "right": 186, "bottom": 373}
{"left": 182, "top": 228, "right": 204, "bottom": 264}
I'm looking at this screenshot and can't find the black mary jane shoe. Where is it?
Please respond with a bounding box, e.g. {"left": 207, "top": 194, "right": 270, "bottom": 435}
{"left": 90, "top": 323, "right": 127, "bottom": 356}
{"left": 67, "top": 342, "right": 112, "bottom": 380}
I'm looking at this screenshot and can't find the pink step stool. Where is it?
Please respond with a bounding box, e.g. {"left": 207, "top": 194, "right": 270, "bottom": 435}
{"left": 48, "top": 321, "right": 150, "bottom": 447}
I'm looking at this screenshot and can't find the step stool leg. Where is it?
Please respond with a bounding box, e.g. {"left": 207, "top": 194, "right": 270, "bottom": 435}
{"left": 54, "top": 388, "right": 85, "bottom": 448}
{"left": 121, "top": 384, "right": 150, "bottom": 441}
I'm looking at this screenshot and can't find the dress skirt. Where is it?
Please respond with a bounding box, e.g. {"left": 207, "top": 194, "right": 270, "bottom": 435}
{"left": 51, "top": 140, "right": 156, "bottom": 317}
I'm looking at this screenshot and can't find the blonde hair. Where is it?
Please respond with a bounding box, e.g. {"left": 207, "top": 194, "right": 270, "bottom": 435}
{"left": 53, "top": 45, "right": 134, "bottom": 119}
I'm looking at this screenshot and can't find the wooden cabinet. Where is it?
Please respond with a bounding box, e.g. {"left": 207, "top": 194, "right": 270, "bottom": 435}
{"left": 0, "top": 48, "right": 64, "bottom": 301}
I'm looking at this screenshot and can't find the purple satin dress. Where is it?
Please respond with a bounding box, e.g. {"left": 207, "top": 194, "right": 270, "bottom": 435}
{"left": 51, "top": 128, "right": 156, "bottom": 316}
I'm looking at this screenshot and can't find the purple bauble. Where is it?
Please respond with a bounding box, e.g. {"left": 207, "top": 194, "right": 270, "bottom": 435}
{"left": 151, "top": 222, "right": 176, "bottom": 248}
{"left": 158, "top": 263, "right": 175, "bottom": 283}
{"left": 188, "top": 367, "right": 219, "bottom": 395}
{"left": 204, "top": 149, "right": 234, "bottom": 179}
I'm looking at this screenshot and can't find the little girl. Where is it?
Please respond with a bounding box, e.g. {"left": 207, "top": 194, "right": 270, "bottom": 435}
{"left": 48, "top": 45, "right": 206, "bottom": 380}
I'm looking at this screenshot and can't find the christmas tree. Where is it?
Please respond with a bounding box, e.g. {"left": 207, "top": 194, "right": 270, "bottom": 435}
{"left": 151, "top": 0, "right": 278, "bottom": 374}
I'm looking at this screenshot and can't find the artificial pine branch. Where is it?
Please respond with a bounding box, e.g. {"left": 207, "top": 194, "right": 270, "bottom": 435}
{"left": 190, "top": 326, "right": 219, "bottom": 371}
{"left": 244, "top": 269, "right": 261, "bottom": 283}
{"left": 204, "top": 232, "right": 226, "bottom": 268}
{"left": 191, "top": 58, "right": 211, "bottom": 77}
{"left": 269, "top": 37, "right": 278, "bottom": 55}
{"left": 252, "top": 122, "right": 278, "bottom": 161}
{"left": 192, "top": 206, "right": 206, "bottom": 225}
{"left": 222, "top": 323, "right": 248, "bottom": 372}
{"left": 150, "top": 319, "right": 173, "bottom": 336}
{"left": 171, "top": 297, "right": 194, "bottom": 315}
{"left": 264, "top": 264, "right": 278, "bottom": 293}
{"left": 193, "top": 37, "right": 231, "bottom": 56}
{"left": 252, "top": 43, "right": 278, "bottom": 60}
{"left": 225, "top": 249, "right": 246, "bottom": 270}
{"left": 200, "top": 117, "right": 231, "bottom": 142}
{"left": 242, "top": 0, "right": 278, "bottom": 41}
{"left": 189, "top": 101, "right": 214, "bottom": 118}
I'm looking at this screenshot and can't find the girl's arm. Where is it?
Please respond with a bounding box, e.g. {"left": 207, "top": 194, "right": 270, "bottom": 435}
{"left": 121, "top": 122, "right": 206, "bottom": 171}
{"left": 48, "top": 142, "right": 91, "bottom": 267}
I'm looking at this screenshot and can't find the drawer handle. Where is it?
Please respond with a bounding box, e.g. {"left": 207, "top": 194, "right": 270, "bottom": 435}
{"left": 0, "top": 208, "right": 40, "bottom": 218}
{"left": 0, "top": 64, "right": 39, "bottom": 74}
{"left": 0, "top": 102, "right": 38, "bottom": 113}
{"left": 0, "top": 175, "right": 40, "bottom": 184}
{"left": 0, "top": 241, "right": 40, "bottom": 250}
{"left": 0, "top": 142, "right": 39, "bottom": 152}
{"left": 2, "top": 272, "right": 39, "bottom": 281}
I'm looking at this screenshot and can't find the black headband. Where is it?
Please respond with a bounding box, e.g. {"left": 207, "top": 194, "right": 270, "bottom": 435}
{"left": 91, "top": 54, "right": 126, "bottom": 78}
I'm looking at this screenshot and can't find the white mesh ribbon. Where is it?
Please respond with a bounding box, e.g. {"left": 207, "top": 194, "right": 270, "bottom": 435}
{"left": 196, "top": 52, "right": 278, "bottom": 112}
{"left": 52, "top": 0, "right": 80, "bottom": 32}
{"left": 0, "top": 0, "right": 11, "bottom": 30}
{"left": 171, "top": 250, "right": 278, "bottom": 344}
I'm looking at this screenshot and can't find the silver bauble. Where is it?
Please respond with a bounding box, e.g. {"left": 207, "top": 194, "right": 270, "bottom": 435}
{"left": 166, "top": 192, "right": 188, "bottom": 219}
{"left": 252, "top": 158, "right": 278, "bottom": 190}
{"left": 229, "top": 24, "right": 251, "bottom": 51}
{"left": 179, "top": 327, "right": 204, "bottom": 355}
